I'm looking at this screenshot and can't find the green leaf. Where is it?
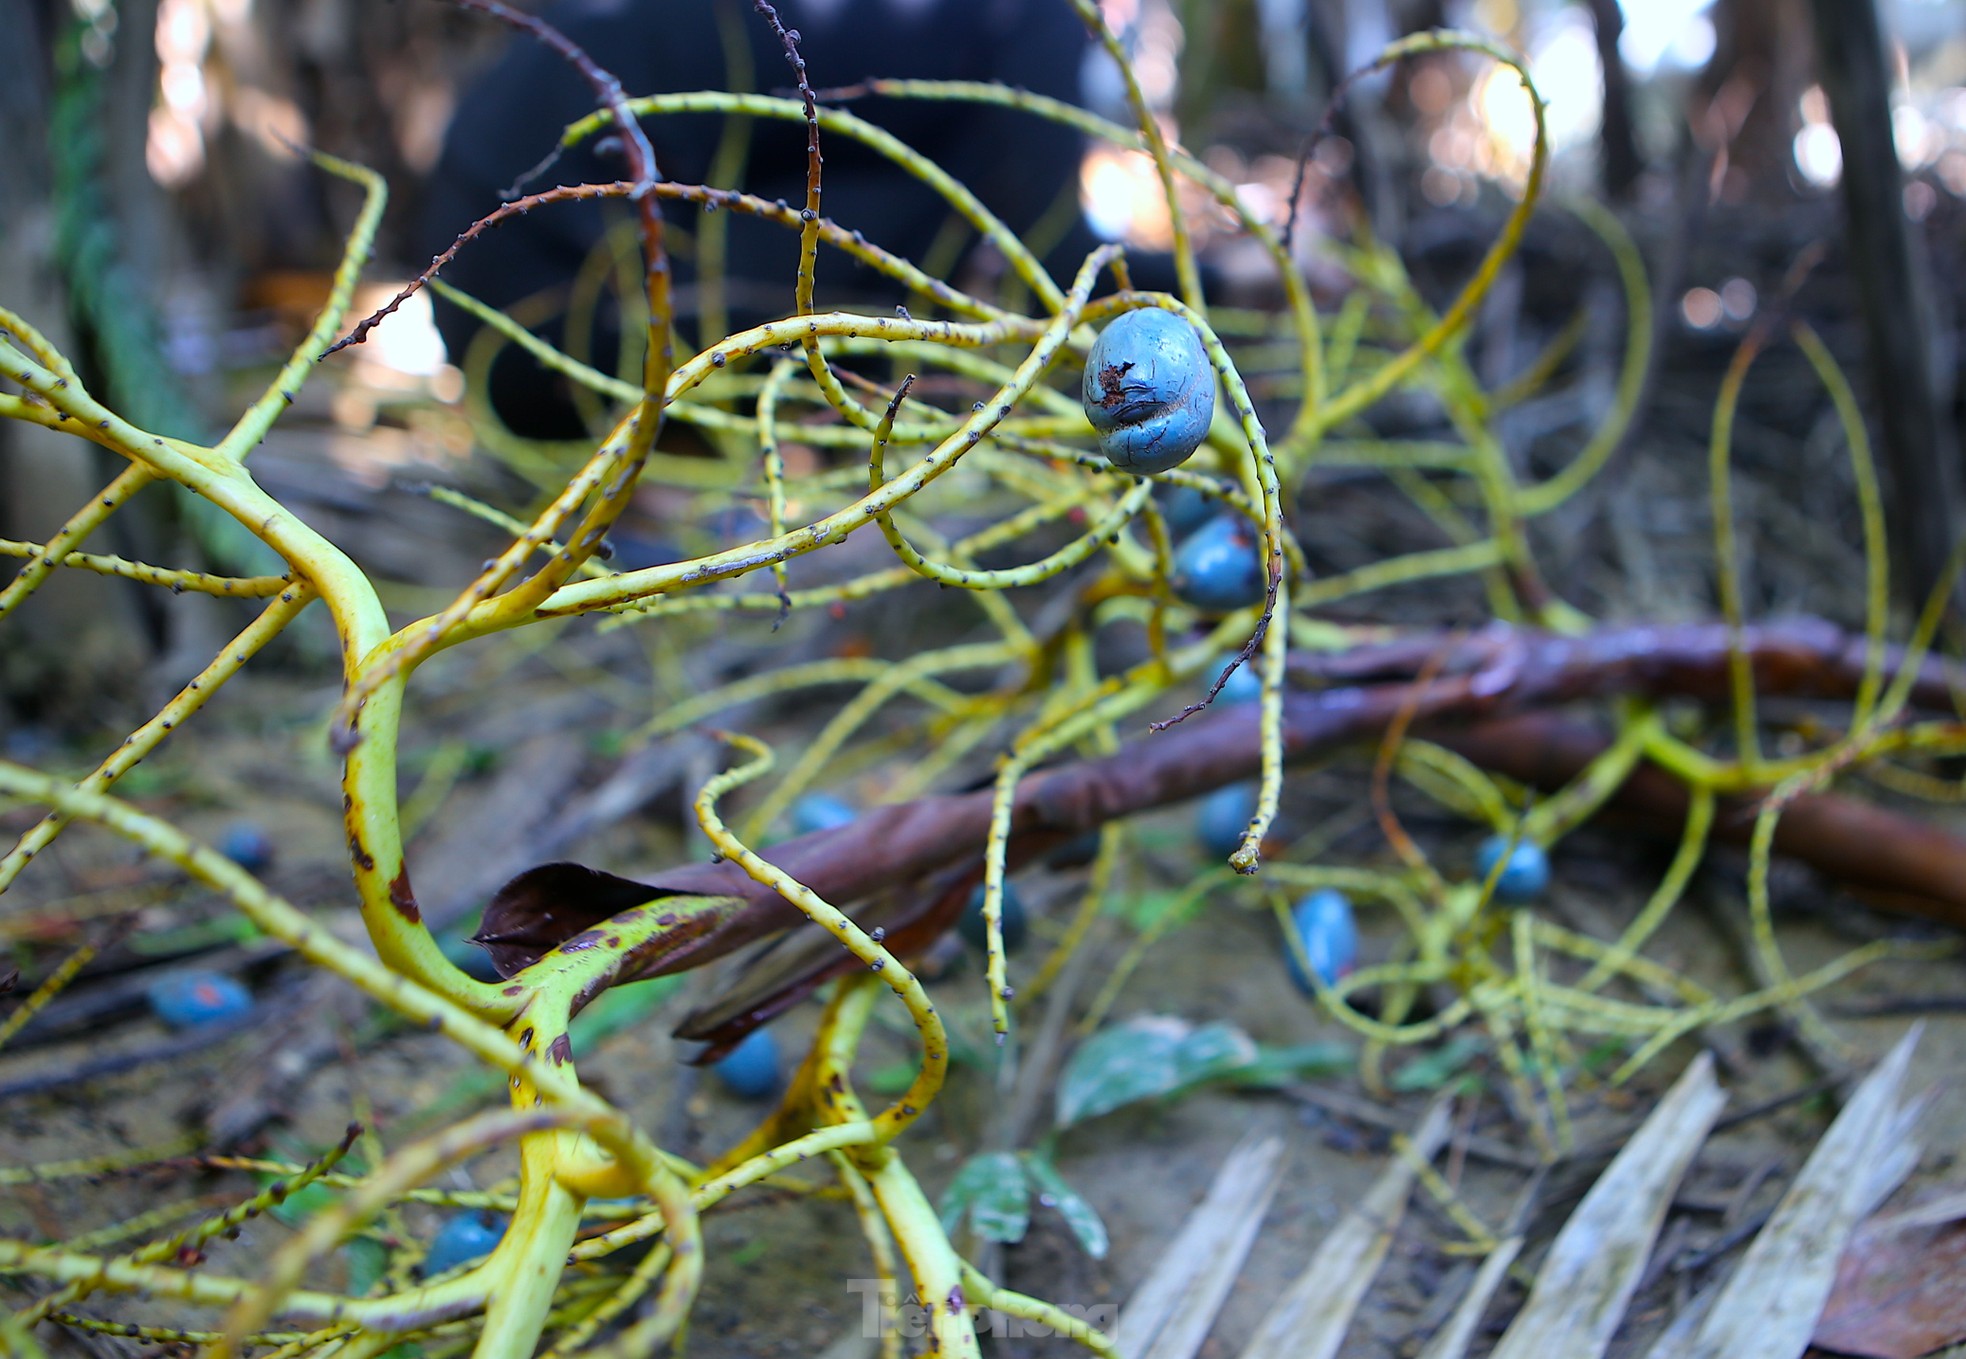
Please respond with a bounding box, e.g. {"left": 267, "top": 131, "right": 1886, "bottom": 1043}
{"left": 937, "top": 1151, "right": 1030, "bottom": 1244}
{"left": 1169, "top": 1021, "right": 1259, "bottom": 1086}
{"left": 342, "top": 1237, "right": 389, "bottom": 1297}
{"left": 1113, "top": 888, "right": 1185, "bottom": 931}
{"left": 1390, "top": 1033, "right": 1487, "bottom": 1092}
{"left": 1229, "top": 1041, "right": 1355, "bottom": 1089}
{"left": 267, "top": 1180, "right": 337, "bottom": 1229}
{"left": 865, "top": 1059, "right": 919, "bottom": 1095}
{"left": 567, "top": 975, "right": 685, "bottom": 1046}
{"left": 1022, "top": 1154, "right": 1109, "bottom": 1259}
{"left": 1055, "top": 1016, "right": 1259, "bottom": 1127}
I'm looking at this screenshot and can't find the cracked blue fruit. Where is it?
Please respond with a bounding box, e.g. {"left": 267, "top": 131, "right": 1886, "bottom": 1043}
{"left": 424, "top": 1212, "right": 505, "bottom": 1276}
{"left": 1285, "top": 889, "right": 1358, "bottom": 995}
{"left": 712, "top": 1027, "right": 783, "bottom": 1100}
{"left": 1196, "top": 782, "right": 1257, "bottom": 860}
{"left": 959, "top": 881, "right": 1027, "bottom": 953}
{"left": 1170, "top": 514, "right": 1266, "bottom": 612}
{"left": 1082, "top": 308, "right": 1215, "bottom": 474}
{"left": 147, "top": 971, "right": 253, "bottom": 1031}
{"left": 217, "top": 821, "right": 275, "bottom": 874}
{"left": 789, "top": 792, "right": 858, "bottom": 837}
{"left": 1475, "top": 835, "right": 1550, "bottom": 902}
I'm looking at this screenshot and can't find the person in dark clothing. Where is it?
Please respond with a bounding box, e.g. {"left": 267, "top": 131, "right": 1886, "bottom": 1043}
{"left": 420, "top": 0, "right": 1102, "bottom": 437}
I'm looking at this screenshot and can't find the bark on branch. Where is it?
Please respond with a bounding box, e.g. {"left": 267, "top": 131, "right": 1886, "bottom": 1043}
{"left": 469, "top": 618, "right": 1966, "bottom": 1041}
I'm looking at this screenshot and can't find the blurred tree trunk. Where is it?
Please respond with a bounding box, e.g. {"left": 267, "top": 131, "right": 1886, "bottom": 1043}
{"left": 0, "top": 0, "right": 152, "bottom": 726}
{"left": 1699, "top": 0, "right": 1813, "bottom": 201}
{"left": 1807, "top": 0, "right": 1960, "bottom": 609}
{"left": 1583, "top": 0, "right": 1642, "bottom": 200}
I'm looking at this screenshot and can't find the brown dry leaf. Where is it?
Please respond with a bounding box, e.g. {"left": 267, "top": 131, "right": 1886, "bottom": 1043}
{"left": 1813, "top": 1196, "right": 1966, "bottom": 1359}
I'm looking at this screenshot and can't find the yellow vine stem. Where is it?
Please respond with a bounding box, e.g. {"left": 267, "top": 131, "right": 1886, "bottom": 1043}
{"left": 808, "top": 976, "right": 983, "bottom": 1359}
{"left": 431, "top": 278, "right": 771, "bottom": 475}
{"left": 740, "top": 641, "right": 1015, "bottom": 844}
{"left": 214, "top": 149, "right": 388, "bottom": 462}
{"left": 0, "top": 464, "right": 157, "bottom": 624}
{"left": 1791, "top": 320, "right": 1890, "bottom": 730}
{"left": 1133, "top": 294, "right": 1292, "bottom": 871}
{"left": 1574, "top": 784, "right": 1715, "bottom": 994}
{"left": 540, "top": 1241, "right": 675, "bottom": 1358}
{"left": 332, "top": 401, "right": 655, "bottom": 738}
{"left": 1518, "top": 703, "right": 1656, "bottom": 845}
{"left": 756, "top": 357, "right": 799, "bottom": 604}
{"left": 0, "top": 150, "right": 493, "bottom": 1006}
{"left": 58, "top": 1198, "right": 216, "bottom": 1255}
{"left": 693, "top": 731, "right": 950, "bottom": 1141}
{"left": 567, "top": 1121, "right": 877, "bottom": 1265}
{"left": 1490, "top": 305, "right": 1589, "bottom": 410}
{"left": 0, "top": 539, "right": 292, "bottom": 597}
{"left": 1709, "top": 326, "right": 1766, "bottom": 774}
{"left": 834, "top": 1155, "right": 907, "bottom": 1359}
{"left": 1515, "top": 198, "right": 1652, "bottom": 515}
{"left": 353, "top": 288, "right": 1101, "bottom": 662}
{"left": 0, "top": 764, "right": 703, "bottom": 1358}
{"left": 0, "top": 1138, "right": 204, "bottom": 1186}
{"left": 0, "top": 583, "right": 317, "bottom": 891}
{"left": 1512, "top": 908, "right": 1572, "bottom": 1152}
{"left": 852, "top": 78, "right": 1327, "bottom": 433}
{"left": 1068, "top": 0, "right": 1203, "bottom": 309}
{"left": 981, "top": 665, "right": 1202, "bottom": 1036}
{"left": 1308, "top": 33, "right": 1549, "bottom": 440}
{"left": 1873, "top": 535, "right": 1966, "bottom": 727}
{"left": 422, "top": 486, "right": 613, "bottom": 582}
{"left": 1020, "top": 820, "right": 1123, "bottom": 1008}
{"left": 868, "top": 376, "right": 1157, "bottom": 590}
{"left": 637, "top": 655, "right": 962, "bottom": 742}
{"left": 0, "top": 937, "right": 98, "bottom": 1052}
{"left": 0, "top": 304, "right": 80, "bottom": 382}
{"left": 960, "top": 1264, "right": 1119, "bottom": 1357}
{"left": 568, "top": 92, "right": 1067, "bottom": 313}
{"left": 1397, "top": 742, "right": 1511, "bottom": 827}
{"left": 18, "top": 1134, "right": 359, "bottom": 1327}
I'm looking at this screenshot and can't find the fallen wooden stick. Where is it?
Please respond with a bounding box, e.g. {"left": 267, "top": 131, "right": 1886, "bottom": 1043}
{"left": 461, "top": 618, "right": 1966, "bottom": 1045}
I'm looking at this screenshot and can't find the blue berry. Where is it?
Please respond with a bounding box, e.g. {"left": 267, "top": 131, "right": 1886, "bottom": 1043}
{"left": 789, "top": 792, "right": 858, "bottom": 837}
{"left": 146, "top": 971, "right": 253, "bottom": 1030}
{"left": 1196, "top": 782, "right": 1257, "bottom": 860}
{"left": 1284, "top": 889, "right": 1358, "bottom": 995}
{"left": 1046, "top": 831, "right": 1102, "bottom": 868}
{"left": 712, "top": 1028, "right": 782, "bottom": 1100}
{"left": 423, "top": 1211, "right": 505, "bottom": 1276}
{"left": 1212, "top": 656, "right": 1261, "bottom": 705}
{"left": 1082, "top": 309, "right": 1215, "bottom": 474}
{"left": 958, "top": 882, "right": 1027, "bottom": 953}
{"left": 1474, "top": 835, "right": 1551, "bottom": 902}
{"left": 1170, "top": 515, "right": 1265, "bottom": 613}
{"left": 217, "top": 821, "right": 275, "bottom": 874}
{"left": 1156, "top": 482, "right": 1215, "bottom": 537}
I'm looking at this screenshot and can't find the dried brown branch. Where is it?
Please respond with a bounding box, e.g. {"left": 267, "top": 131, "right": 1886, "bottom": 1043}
{"left": 468, "top": 617, "right": 1966, "bottom": 1046}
